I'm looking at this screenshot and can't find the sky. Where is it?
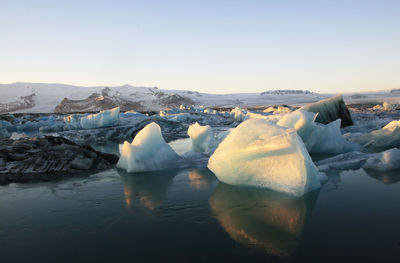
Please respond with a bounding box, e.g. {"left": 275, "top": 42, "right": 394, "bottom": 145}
{"left": 0, "top": 0, "right": 399, "bottom": 94}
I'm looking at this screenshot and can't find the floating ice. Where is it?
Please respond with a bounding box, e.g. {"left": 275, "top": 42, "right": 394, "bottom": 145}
{"left": 208, "top": 119, "right": 321, "bottom": 196}
{"left": 117, "top": 122, "right": 181, "bottom": 173}
{"left": 63, "top": 114, "right": 82, "bottom": 129}
{"left": 166, "top": 113, "right": 197, "bottom": 122}
{"left": 120, "top": 111, "right": 147, "bottom": 118}
{"left": 0, "top": 128, "right": 10, "bottom": 139}
{"left": 371, "top": 102, "right": 397, "bottom": 111}
{"left": 80, "top": 107, "right": 120, "bottom": 129}
{"left": 277, "top": 110, "right": 359, "bottom": 154}
{"left": 300, "top": 95, "right": 353, "bottom": 127}
{"left": 204, "top": 108, "right": 217, "bottom": 114}
{"left": 362, "top": 148, "right": 400, "bottom": 171}
{"left": 277, "top": 110, "right": 317, "bottom": 150}
{"left": 316, "top": 151, "right": 374, "bottom": 171}
{"left": 230, "top": 107, "right": 247, "bottom": 122}
{"left": 187, "top": 122, "right": 216, "bottom": 154}
{"left": 345, "top": 120, "right": 400, "bottom": 151}
{"left": 263, "top": 105, "right": 292, "bottom": 114}
{"left": 310, "top": 120, "right": 361, "bottom": 154}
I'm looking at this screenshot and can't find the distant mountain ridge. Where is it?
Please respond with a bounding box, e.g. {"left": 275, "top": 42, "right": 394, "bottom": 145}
{"left": 0, "top": 82, "right": 397, "bottom": 113}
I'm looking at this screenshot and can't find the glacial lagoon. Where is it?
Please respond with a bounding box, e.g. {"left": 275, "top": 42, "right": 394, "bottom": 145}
{"left": 1, "top": 166, "right": 400, "bottom": 262}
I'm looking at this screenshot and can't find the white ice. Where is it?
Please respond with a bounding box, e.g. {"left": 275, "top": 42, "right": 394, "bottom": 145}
{"left": 362, "top": 148, "right": 400, "bottom": 171}
{"left": 230, "top": 107, "right": 247, "bottom": 122}
{"left": 345, "top": 120, "right": 400, "bottom": 151}
{"left": 117, "top": 122, "right": 181, "bottom": 173}
{"left": 80, "top": 107, "right": 120, "bottom": 129}
{"left": 187, "top": 122, "right": 216, "bottom": 154}
{"left": 208, "top": 119, "right": 321, "bottom": 196}
{"left": 277, "top": 110, "right": 359, "bottom": 154}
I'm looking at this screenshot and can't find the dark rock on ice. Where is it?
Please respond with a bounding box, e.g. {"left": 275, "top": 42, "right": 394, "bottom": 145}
{"left": 0, "top": 136, "right": 118, "bottom": 184}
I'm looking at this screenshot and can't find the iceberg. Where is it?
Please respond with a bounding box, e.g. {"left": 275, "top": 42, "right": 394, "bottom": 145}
{"left": 277, "top": 110, "right": 317, "bottom": 151}
{"left": 0, "top": 121, "right": 11, "bottom": 139}
{"left": 345, "top": 120, "right": 400, "bottom": 151}
{"left": 208, "top": 119, "right": 321, "bottom": 196}
{"left": 310, "top": 120, "right": 361, "bottom": 154}
{"left": 277, "top": 110, "right": 359, "bottom": 154}
{"left": 187, "top": 122, "right": 216, "bottom": 154}
{"left": 316, "top": 151, "right": 374, "bottom": 171}
{"left": 230, "top": 107, "right": 247, "bottom": 122}
{"left": 117, "top": 122, "right": 181, "bottom": 173}
{"left": 362, "top": 148, "right": 400, "bottom": 171}
{"left": 300, "top": 95, "right": 353, "bottom": 127}
{"left": 80, "top": 107, "right": 120, "bottom": 129}
{"left": 371, "top": 102, "right": 397, "bottom": 111}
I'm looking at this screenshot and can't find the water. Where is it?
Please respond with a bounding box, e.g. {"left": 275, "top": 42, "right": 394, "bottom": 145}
{"left": 1, "top": 167, "right": 400, "bottom": 263}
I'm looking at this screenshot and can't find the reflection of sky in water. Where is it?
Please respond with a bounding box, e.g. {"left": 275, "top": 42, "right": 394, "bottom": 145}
{"left": 0, "top": 168, "right": 400, "bottom": 262}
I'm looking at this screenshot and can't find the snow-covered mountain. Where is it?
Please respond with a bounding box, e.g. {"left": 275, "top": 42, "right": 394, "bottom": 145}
{"left": 0, "top": 82, "right": 399, "bottom": 113}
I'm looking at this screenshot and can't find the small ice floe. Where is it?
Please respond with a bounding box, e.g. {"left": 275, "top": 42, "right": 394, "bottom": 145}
{"left": 117, "top": 122, "right": 181, "bottom": 173}
{"left": 208, "top": 119, "right": 322, "bottom": 197}
{"left": 187, "top": 122, "right": 216, "bottom": 154}
{"left": 362, "top": 148, "right": 400, "bottom": 171}
{"left": 371, "top": 102, "right": 397, "bottom": 111}
{"left": 316, "top": 148, "right": 400, "bottom": 172}
{"left": 80, "top": 107, "right": 120, "bottom": 129}
{"left": 230, "top": 107, "right": 247, "bottom": 122}
{"left": 345, "top": 120, "right": 400, "bottom": 151}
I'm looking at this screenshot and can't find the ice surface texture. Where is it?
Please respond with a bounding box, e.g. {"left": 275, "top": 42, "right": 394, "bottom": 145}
{"left": 346, "top": 120, "right": 400, "bottom": 151}
{"left": 117, "top": 122, "right": 181, "bottom": 173}
{"left": 362, "top": 148, "right": 400, "bottom": 171}
{"left": 187, "top": 122, "right": 216, "bottom": 154}
{"left": 208, "top": 119, "right": 321, "bottom": 196}
{"left": 277, "top": 110, "right": 359, "bottom": 154}
{"left": 80, "top": 107, "right": 120, "bottom": 129}
{"left": 300, "top": 95, "right": 353, "bottom": 127}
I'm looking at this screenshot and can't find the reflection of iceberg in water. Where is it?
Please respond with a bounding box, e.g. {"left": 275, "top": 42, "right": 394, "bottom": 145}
{"left": 364, "top": 169, "right": 400, "bottom": 184}
{"left": 209, "top": 183, "right": 319, "bottom": 258}
{"left": 118, "top": 169, "right": 177, "bottom": 210}
{"left": 187, "top": 169, "right": 215, "bottom": 190}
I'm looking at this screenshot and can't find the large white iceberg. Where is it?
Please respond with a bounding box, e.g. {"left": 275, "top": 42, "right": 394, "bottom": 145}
{"left": 117, "top": 122, "right": 181, "bottom": 173}
{"left": 208, "top": 119, "right": 321, "bottom": 196}
{"left": 277, "top": 110, "right": 317, "bottom": 151}
{"left": 187, "top": 122, "right": 216, "bottom": 154}
{"left": 80, "top": 107, "right": 120, "bottom": 129}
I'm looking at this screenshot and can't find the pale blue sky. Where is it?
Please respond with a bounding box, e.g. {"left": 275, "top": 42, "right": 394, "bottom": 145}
{"left": 1, "top": 0, "right": 399, "bottom": 93}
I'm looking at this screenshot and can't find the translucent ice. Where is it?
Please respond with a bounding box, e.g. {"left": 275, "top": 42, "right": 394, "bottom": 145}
{"left": 277, "top": 110, "right": 317, "bottom": 150}
{"left": 208, "top": 119, "right": 321, "bottom": 196}
{"left": 80, "top": 107, "right": 120, "bottom": 129}
{"left": 309, "top": 120, "right": 361, "bottom": 154}
{"left": 187, "top": 122, "right": 216, "bottom": 154}
{"left": 117, "top": 122, "right": 181, "bottom": 173}
{"left": 277, "top": 110, "right": 359, "bottom": 154}
{"left": 346, "top": 120, "right": 400, "bottom": 151}
{"left": 230, "top": 107, "right": 247, "bottom": 122}
{"left": 362, "top": 148, "right": 400, "bottom": 171}
{"left": 300, "top": 95, "right": 353, "bottom": 127}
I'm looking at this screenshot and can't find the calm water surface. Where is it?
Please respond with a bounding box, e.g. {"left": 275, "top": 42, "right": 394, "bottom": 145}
{"left": 1, "top": 167, "right": 400, "bottom": 262}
